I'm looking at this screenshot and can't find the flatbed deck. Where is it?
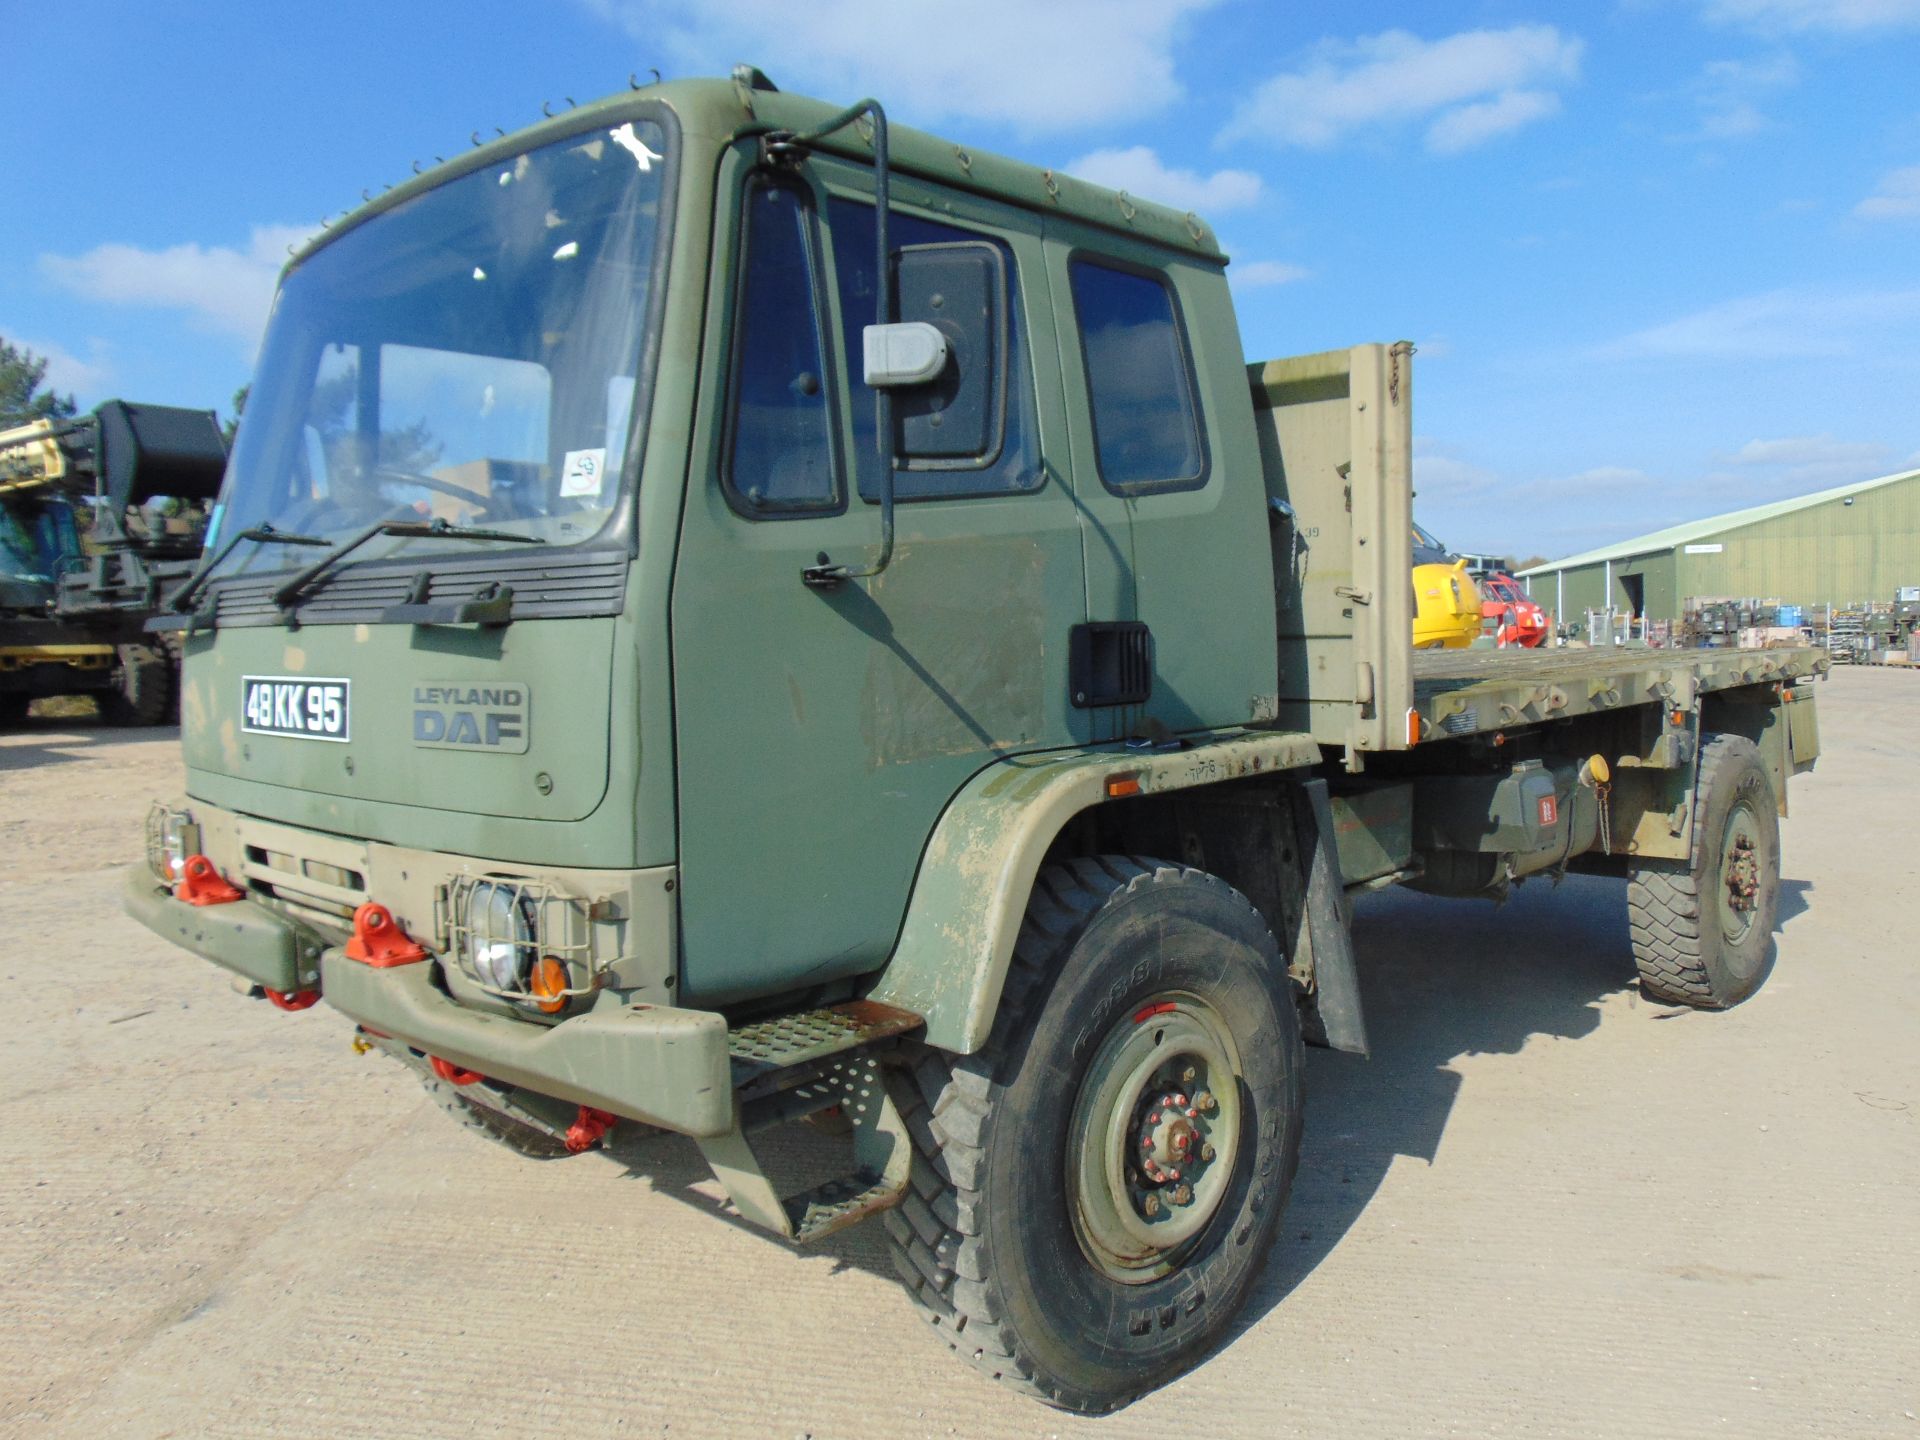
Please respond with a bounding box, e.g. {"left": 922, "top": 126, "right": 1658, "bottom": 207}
{"left": 1411, "top": 644, "right": 1827, "bottom": 740}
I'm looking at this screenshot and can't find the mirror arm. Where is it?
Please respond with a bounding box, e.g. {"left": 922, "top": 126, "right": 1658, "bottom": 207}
{"left": 795, "top": 99, "right": 895, "bottom": 589}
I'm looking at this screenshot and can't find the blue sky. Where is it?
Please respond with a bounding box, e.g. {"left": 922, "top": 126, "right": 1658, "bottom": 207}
{"left": 6, "top": 0, "right": 1920, "bottom": 560}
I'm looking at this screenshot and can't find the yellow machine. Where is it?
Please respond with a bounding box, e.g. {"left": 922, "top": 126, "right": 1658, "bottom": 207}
{"left": 1412, "top": 556, "right": 1483, "bottom": 650}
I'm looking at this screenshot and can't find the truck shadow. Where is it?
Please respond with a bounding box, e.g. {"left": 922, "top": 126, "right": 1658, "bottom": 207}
{"left": 1235, "top": 873, "right": 1660, "bottom": 1336}
{"left": 601, "top": 868, "right": 1813, "bottom": 1303}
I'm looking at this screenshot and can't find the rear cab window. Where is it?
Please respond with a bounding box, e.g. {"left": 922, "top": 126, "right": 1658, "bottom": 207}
{"left": 1068, "top": 258, "right": 1207, "bottom": 494}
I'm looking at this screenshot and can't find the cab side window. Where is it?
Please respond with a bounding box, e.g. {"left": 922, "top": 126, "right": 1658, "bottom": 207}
{"left": 1069, "top": 258, "right": 1206, "bottom": 494}
{"left": 725, "top": 179, "right": 838, "bottom": 513}
{"left": 829, "top": 199, "right": 1043, "bottom": 500}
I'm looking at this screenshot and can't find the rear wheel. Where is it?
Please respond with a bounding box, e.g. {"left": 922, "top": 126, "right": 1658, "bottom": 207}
{"left": 1628, "top": 733, "right": 1780, "bottom": 1008}
{"left": 98, "top": 644, "right": 171, "bottom": 726}
{"left": 886, "top": 857, "right": 1304, "bottom": 1413}
{"left": 0, "top": 695, "right": 29, "bottom": 728}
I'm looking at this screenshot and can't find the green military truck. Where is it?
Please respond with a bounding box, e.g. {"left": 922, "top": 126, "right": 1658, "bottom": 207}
{"left": 125, "top": 71, "right": 1824, "bottom": 1412}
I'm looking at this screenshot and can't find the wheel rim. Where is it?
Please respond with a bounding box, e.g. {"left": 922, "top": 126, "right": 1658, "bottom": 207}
{"left": 1718, "top": 798, "right": 1765, "bottom": 951}
{"left": 1066, "top": 992, "right": 1243, "bottom": 1285}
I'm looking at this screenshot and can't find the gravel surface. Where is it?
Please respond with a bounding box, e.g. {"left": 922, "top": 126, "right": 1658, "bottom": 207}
{"left": 2, "top": 667, "right": 1915, "bottom": 1438}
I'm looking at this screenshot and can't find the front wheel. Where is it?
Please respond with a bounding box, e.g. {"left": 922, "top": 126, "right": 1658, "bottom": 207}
{"left": 886, "top": 857, "right": 1304, "bottom": 1413}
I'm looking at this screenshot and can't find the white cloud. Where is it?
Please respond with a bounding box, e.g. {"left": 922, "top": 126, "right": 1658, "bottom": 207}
{"left": 1680, "top": 53, "right": 1800, "bottom": 141}
{"left": 1231, "top": 259, "right": 1310, "bottom": 288}
{"left": 41, "top": 224, "right": 315, "bottom": 346}
{"left": 6, "top": 333, "right": 112, "bottom": 396}
{"left": 1426, "top": 90, "right": 1561, "bottom": 154}
{"left": 1855, "top": 164, "right": 1920, "bottom": 219}
{"left": 1722, "top": 433, "right": 1895, "bottom": 486}
{"left": 1220, "top": 26, "right": 1583, "bottom": 152}
{"left": 1066, "top": 146, "right": 1261, "bottom": 214}
{"left": 1595, "top": 286, "right": 1920, "bottom": 360}
{"left": 1703, "top": 0, "right": 1920, "bottom": 31}
{"left": 583, "top": 0, "right": 1220, "bottom": 133}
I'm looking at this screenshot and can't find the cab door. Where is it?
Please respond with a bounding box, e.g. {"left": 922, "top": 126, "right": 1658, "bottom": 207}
{"left": 1041, "top": 219, "right": 1275, "bottom": 738}
{"left": 670, "top": 143, "right": 1085, "bottom": 1006}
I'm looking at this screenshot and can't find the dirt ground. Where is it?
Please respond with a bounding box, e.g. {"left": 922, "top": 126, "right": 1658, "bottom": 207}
{"left": 1, "top": 668, "right": 1915, "bottom": 1439}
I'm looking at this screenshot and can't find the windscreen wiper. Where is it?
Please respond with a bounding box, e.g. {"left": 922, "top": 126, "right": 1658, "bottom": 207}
{"left": 152, "top": 523, "right": 333, "bottom": 629}
{"left": 272, "top": 516, "right": 539, "bottom": 613}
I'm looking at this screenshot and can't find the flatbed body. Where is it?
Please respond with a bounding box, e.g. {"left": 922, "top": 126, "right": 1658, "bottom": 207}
{"left": 1409, "top": 643, "right": 1825, "bottom": 741}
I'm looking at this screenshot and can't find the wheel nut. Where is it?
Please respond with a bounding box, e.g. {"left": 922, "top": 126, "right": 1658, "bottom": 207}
{"left": 1196, "top": 1091, "right": 1217, "bottom": 1114}
{"left": 1142, "top": 1194, "right": 1161, "bottom": 1218}
{"left": 1181, "top": 1066, "right": 1197, "bottom": 1084}
{"left": 1200, "top": 1142, "right": 1215, "bottom": 1162}
{"left": 1172, "top": 1184, "right": 1193, "bottom": 1206}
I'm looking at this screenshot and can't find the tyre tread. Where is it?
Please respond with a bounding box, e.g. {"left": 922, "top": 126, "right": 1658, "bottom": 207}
{"left": 1627, "top": 733, "right": 1766, "bottom": 1008}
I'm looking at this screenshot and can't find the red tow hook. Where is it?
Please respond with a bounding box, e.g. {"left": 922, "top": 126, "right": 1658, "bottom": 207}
{"left": 343, "top": 902, "right": 428, "bottom": 967}
{"left": 266, "top": 988, "right": 321, "bottom": 1011}
{"left": 565, "top": 1106, "right": 617, "bottom": 1154}
{"left": 175, "top": 855, "right": 243, "bottom": 906}
{"left": 430, "top": 1055, "right": 484, "bottom": 1087}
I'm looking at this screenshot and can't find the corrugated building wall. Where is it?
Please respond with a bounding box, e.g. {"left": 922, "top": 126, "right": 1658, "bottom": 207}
{"left": 1521, "top": 468, "right": 1920, "bottom": 625}
{"left": 1678, "top": 476, "right": 1920, "bottom": 603}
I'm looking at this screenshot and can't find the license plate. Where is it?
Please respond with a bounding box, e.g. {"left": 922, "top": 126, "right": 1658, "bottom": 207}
{"left": 241, "top": 675, "right": 351, "bottom": 742}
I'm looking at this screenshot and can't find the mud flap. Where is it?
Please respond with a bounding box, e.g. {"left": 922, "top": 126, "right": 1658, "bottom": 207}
{"left": 1294, "top": 778, "right": 1370, "bottom": 1056}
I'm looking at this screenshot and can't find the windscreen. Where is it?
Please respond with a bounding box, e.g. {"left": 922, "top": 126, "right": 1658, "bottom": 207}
{"left": 214, "top": 120, "right": 668, "bottom": 577}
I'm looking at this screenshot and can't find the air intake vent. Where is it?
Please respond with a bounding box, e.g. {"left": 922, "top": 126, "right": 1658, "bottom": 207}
{"left": 1069, "top": 622, "right": 1154, "bottom": 709}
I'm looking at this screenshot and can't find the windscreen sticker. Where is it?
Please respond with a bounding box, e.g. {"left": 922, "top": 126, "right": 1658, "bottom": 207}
{"left": 559, "top": 447, "right": 607, "bottom": 498}
{"left": 610, "top": 122, "right": 663, "bottom": 171}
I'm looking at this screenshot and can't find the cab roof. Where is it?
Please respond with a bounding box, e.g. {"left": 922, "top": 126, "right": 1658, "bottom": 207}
{"left": 292, "top": 71, "right": 1228, "bottom": 273}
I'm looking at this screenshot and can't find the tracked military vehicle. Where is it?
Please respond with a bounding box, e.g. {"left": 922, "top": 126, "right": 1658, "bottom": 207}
{"left": 126, "top": 71, "right": 1822, "bottom": 1411}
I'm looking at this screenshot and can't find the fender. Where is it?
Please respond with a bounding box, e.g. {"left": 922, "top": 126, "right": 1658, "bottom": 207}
{"left": 866, "top": 728, "right": 1321, "bottom": 1052}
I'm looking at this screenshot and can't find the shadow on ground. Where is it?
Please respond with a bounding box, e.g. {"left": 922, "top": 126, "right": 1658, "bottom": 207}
{"left": 0, "top": 722, "right": 181, "bottom": 772}
{"left": 593, "top": 868, "right": 1814, "bottom": 1316}
{"left": 1236, "top": 874, "right": 1639, "bottom": 1334}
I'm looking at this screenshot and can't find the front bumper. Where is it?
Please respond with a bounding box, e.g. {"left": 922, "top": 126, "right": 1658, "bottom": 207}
{"left": 319, "top": 951, "right": 732, "bottom": 1137}
{"left": 123, "top": 866, "right": 323, "bottom": 994}
{"left": 123, "top": 864, "right": 734, "bottom": 1139}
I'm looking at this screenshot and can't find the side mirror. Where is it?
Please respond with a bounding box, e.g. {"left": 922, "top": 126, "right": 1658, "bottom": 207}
{"left": 889, "top": 241, "right": 1006, "bottom": 462}
{"left": 863, "top": 321, "right": 949, "bottom": 387}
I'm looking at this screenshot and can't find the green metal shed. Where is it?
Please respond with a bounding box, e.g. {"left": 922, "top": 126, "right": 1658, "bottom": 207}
{"left": 1518, "top": 466, "right": 1920, "bottom": 629}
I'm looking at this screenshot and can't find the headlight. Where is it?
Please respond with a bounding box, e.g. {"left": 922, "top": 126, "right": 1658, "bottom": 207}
{"left": 465, "top": 879, "right": 535, "bottom": 992}
{"left": 144, "top": 803, "right": 200, "bottom": 884}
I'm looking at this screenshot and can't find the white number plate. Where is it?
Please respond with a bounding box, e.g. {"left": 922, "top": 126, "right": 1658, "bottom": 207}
{"left": 241, "top": 676, "right": 350, "bottom": 743}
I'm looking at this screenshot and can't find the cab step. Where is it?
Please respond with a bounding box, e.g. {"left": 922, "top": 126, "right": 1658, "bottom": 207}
{"left": 700, "top": 1043, "right": 914, "bottom": 1244}
{"left": 727, "top": 1000, "right": 922, "bottom": 1083}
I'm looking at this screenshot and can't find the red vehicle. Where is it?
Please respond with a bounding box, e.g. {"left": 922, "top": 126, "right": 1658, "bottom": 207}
{"left": 1477, "top": 570, "right": 1550, "bottom": 647}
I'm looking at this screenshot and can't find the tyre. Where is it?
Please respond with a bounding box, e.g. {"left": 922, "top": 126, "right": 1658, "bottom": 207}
{"left": 1628, "top": 733, "right": 1780, "bottom": 1008}
{"left": 98, "top": 644, "right": 171, "bottom": 726}
{"left": 0, "top": 694, "right": 29, "bottom": 728}
{"left": 885, "top": 856, "right": 1304, "bottom": 1413}
{"left": 422, "top": 1073, "right": 575, "bottom": 1159}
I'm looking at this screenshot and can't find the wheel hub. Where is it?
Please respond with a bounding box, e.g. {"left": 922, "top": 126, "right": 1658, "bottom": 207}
{"left": 1067, "top": 996, "right": 1242, "bottom": 1284}
{"left": 1725, "top": 834, "right": 1759, "bottom": 911}
{"left": 1132, "top": 1086, "right": 1218, "bottom": 1190}
{"left": 1717, "top": 799, "right": 1767, "bottom": 946}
